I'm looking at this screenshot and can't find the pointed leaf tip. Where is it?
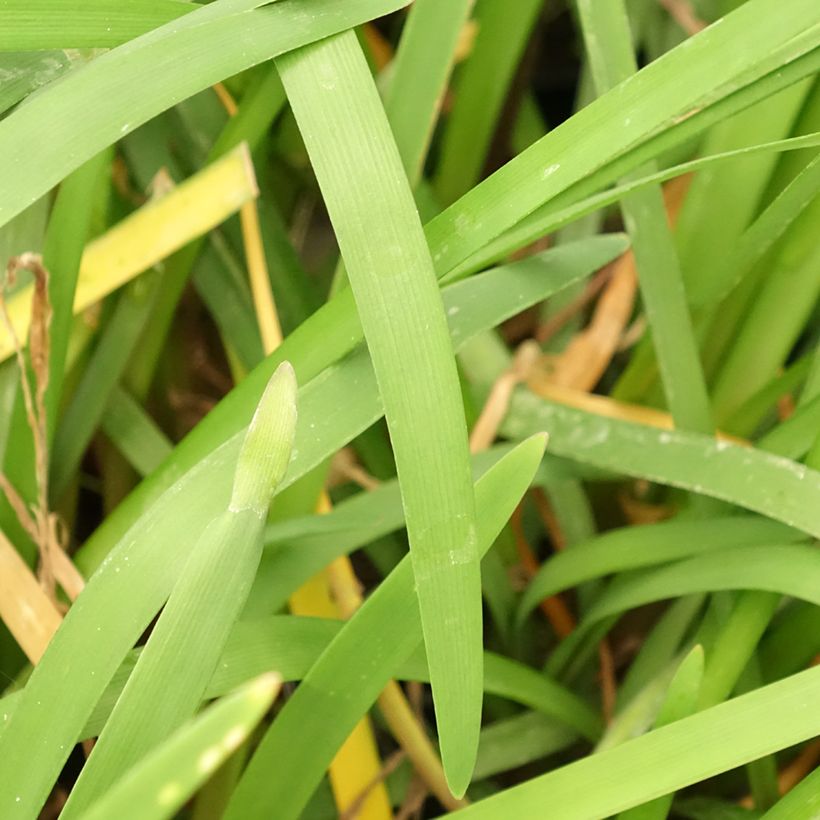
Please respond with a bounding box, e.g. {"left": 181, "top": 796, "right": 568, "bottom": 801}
{"left": 532, "top": 431, "right": 549, "bottom": 452}
{"left": 439, "top": 433, "right": 548, "bottom": 800}
{"left": 444, "top": 757, "right": 474, "bottom": 802}
{"left": 230, "top": 361, "right": 298, "bottom": 516}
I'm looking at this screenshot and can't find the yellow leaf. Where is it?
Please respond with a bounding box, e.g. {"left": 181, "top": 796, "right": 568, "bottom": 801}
{"left": 1, "top": 143, "right": 257, "bottom": 362}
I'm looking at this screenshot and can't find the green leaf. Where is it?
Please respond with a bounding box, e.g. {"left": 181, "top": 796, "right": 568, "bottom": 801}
{"left": 576, "top": 0, "right": 712, "bottom": 433}
{"left": 427, "top": 0, "right": 820, "bottom": 278}
{"left": 694, "top": 152, "right": 820, "bottom": 309}
{"left": 22, "top": 364, "right": 295, "bottom": 818}
{"left": 230, "top": 362, "right": 297, "bottom": 516}
{"left": 618, "top": 646, "right": 705, "bottom": 820}
{"left": 385, "top": 0, "right": 475, "bottom": 187}
{"left": 0, "top": 0, "right": 410, "bottom": 228}
{"left": 502, "top": 390, "right": 820, "bottom": 538}
{"left": 42, "top": 149, "right": 112, "bottom": 440}
{"left": 0, "top": 613, "right": 595, "bottom": 754}
{"left": 60, "top": 0, "right": 820, "bottom": 596}
{"left": 79, "top": 674, "right": 281, "bottom": 820}
{"left": 278, "top": 31, "right": 482, "bottom": 793}
{"left": 448, "top": 131, "right": 820, "bottom": 282}
{"left": 452, "top": 664, "right": 820, "bottom": 818}
{"left": 434, "top": 0, "right": 543, "bottom": 204}
{"left": 617, "top": 597, "right": 705, "bottom": 711}
{"left": 517, "top": 517, "right": 804, "bottom": 624}
{"left": 711, "top": 191, "right": 820, "bottom": 422}
{"left": 0, "top": 51, "right": 72, "bottom": 116}
{"left": 676, "top": 82, "right": 812, "bottom": 306}
{"left": 584, "top": 545, "right": 820, "bottom": 624}
{"left": 223, "top": 434, "right": 549, "bottom": 819}
{"left": 50, "top": 274, "right": 161, "bottom": 498}
{"left": 60, "top": 364, "right": 296, "bottom": 816}
{"left": 0, "top": 0, "right": 195, "bottom": 51}
{"left": 0, "top": 236, "right": 623, "bottom": 815}
{"left": 100, "top": 387, "right": 173, "bottom": 478}
{"left": 474, "top": 712, "right": 577, "bottom": 781}
{"left": 256, "top": 445, "right": 510, "bottom": 616}
{"left": 697, "top": 592, "right": 781, "bottom": 709}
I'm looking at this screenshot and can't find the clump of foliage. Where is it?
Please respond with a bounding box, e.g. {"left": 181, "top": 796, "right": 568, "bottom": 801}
{"left": 0, "top": 0, "right": 819, "bottom": 818}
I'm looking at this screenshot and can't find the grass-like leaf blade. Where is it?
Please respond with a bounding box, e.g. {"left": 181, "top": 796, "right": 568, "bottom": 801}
{"left": 79, "top": 674, "right": 281, "bottom": 820}
{"left": 278, "top": 31, "right": 482, "bottom": 793}
{"left": 224, "top": 434, "right": 547, "bottom": 819}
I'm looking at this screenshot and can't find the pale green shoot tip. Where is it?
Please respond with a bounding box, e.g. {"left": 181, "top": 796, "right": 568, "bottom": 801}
{"left": 230, "top": 362, "right": 298, "bottom": 517}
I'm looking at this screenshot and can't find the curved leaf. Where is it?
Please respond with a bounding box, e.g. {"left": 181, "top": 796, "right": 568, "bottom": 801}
{"left": 518, "top": 517, "right": 805, "bottom": 623}
{"left": 503, "top": 390, "right": 820, "bottom": 539}
{"left": 585, "top": 545, "right": 820, "bottom": 624}
{"left": 224, "top": 435, "right": 550, "bottom": 820}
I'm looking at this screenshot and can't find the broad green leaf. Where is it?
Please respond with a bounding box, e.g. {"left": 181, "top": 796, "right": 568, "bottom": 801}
{"left": 502, "top": 390, "right": 820, "bottom": 538}
{"left": 223, "top": 435, "right": 551, "bottom": 820}
{"left": 79, "top": 674, "right": 281, "bottom": 820}
{"left": 60, "top": 1, "right": 820, "bottom": 593}
{"left": 0, "top": 615, "right": 595, "bottom": 753}
{"left": 584, "top": 545, "right": 820, "bottom": 623}
{"left": 452, "top": 664, "right": 820, "bottom": 818}
{"left": 255, "top": 446, "right": 509, "bottom": 616}
{"left": 0, "top": 0, "right": 195, "bottom": 50}
{"left": 278, "top": 32, "right": 481, "bottom": 792}
{"left": 452, "top": 131, "right": 820, "bottom": 281}
{"left": 204, "top": 626, "right": 591, "bottom": 729}
{"left": 0, "top": 0, "right": 410, "bottom": 228}
{"left": 0, "top": 236, "right": 624, "bottom": 815}
{"left": 517, "top": 517, "right": 804, "bottom": 623}
{"left": 427, "top": 0, "right": 820, "bottom": 279}
{"left": 8, "top": 364, "right": 295, "bottom": 818}
{"left": 77, "top": 233, "right": 625, "bottom": 575}
{"left": 62, "top": 365, "right": 295, "bottom": 816}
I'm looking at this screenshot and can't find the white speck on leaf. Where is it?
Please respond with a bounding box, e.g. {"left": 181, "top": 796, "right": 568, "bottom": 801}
{"left": 198, "top": 747, "right": 222, "bottom": 774}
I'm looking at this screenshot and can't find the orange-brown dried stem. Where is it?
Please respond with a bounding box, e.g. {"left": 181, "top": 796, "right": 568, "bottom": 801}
{"left": 511, "top": 503, "right": 575, "bottom": 638}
